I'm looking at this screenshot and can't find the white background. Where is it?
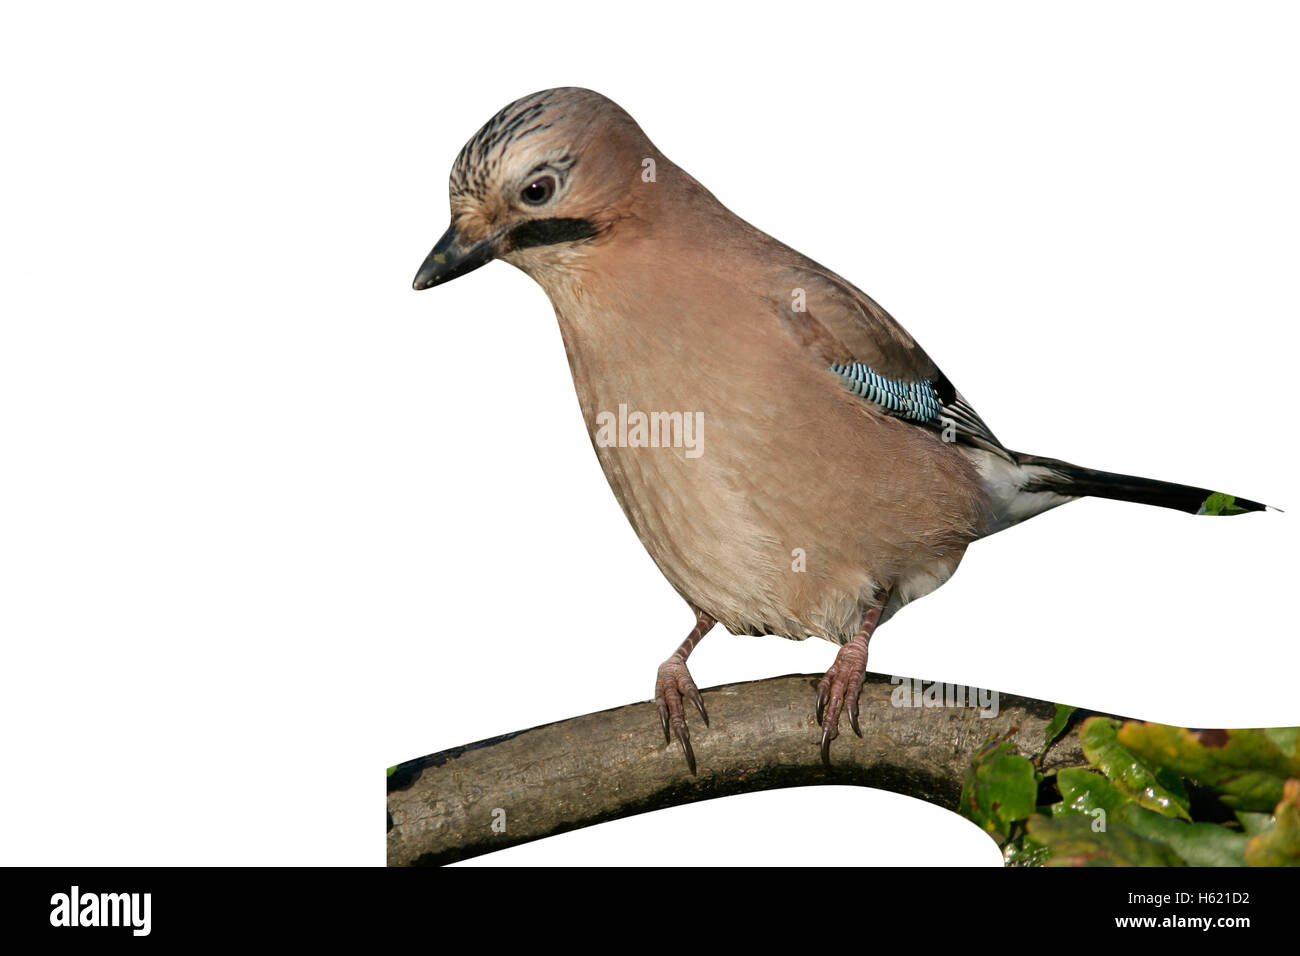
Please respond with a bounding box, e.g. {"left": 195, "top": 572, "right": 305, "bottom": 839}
{"left": 2, "top": 2, "right": 1296, "bottom": 867}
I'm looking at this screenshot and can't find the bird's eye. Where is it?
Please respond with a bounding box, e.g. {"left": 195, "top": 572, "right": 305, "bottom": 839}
{"left": 520, "top": 175, "right": 556, "bottom": 205}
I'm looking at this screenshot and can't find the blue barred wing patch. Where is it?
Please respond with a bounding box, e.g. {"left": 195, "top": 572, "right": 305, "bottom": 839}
{"left": 829, "top": 362, "right": 943, "bottom": 423}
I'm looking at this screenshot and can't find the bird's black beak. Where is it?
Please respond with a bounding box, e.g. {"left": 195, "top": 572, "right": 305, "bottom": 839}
{"left": 412, "top": 224, "right": 497, "bottom": 290}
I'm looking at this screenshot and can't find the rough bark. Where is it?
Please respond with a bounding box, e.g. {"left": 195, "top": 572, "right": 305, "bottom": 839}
{"left": 387, "top": 671, "right": 1090, "bottom": 866}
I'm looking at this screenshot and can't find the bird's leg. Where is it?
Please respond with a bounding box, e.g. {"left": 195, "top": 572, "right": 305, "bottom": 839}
{"left": 815, "top": 598, "right": 886, "bottom": 766}
{"left": 654, "top": 609, "right": 716, "bottom": 774}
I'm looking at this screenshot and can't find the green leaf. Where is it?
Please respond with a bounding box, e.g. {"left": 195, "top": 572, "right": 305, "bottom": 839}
{"left": 1080, "top": 718, "right": 1191, "bottom": 819}
{"left": 960, "top": 739, "right": 1039, "bottom": 842}
{"left": 1118, "top": 722, "right": 1300, "bottom": 812}
{"left": 1196, "top": 492, "right": 1250, "bottom": 516}
{"left": 1264, "top": 727, "right": 1300, "bottom": 757}
{"left": 1114, "top": 804, "right": 1249, "bottom": 867}
{"left": 1003, "top": 831, "right": 1052, "bottom": 867}
{"left": 1040, "top": 704, "right": 1077, "bottom": 755}
{"left": 1052, "top": 768, "right": 1130, "bottom": 818}
{"left": 1026, "top": 814, "right": 1186, "bottom": 867}
{"left": 1235, "top": 811, "right": 1274, "bottom": 837}
{"left": 386, "top": 765, "right": 397, "bottom": 778}
{"left": 1244, "top": 780, "right": 1300, "bottom": 866}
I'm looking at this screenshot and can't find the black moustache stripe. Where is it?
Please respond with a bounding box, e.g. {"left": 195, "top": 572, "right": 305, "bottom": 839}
{"left": 507, "top": 217, "right": 599, "bottom": 250}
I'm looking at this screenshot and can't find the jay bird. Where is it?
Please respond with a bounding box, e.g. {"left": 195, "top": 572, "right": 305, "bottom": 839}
{"left": 412, "top": 88, "right": 1269, "bottom": 772}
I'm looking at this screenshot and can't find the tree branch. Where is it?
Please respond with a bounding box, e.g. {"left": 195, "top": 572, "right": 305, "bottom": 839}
{"left": 387, "top": 672, "right": 1095, "bottom": 866}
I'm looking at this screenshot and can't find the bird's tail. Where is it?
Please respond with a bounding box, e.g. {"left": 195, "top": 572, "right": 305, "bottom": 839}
{"left": 1012, "top": 452, "right": 1271, "bottom": 516}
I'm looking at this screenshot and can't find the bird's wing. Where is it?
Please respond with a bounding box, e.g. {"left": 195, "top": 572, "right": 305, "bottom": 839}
{"left": 769, "top": 262, "right": 1013, "bottom": 461}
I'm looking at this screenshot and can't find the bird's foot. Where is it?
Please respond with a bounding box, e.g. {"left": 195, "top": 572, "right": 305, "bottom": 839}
{"left": 815, "top": 634, "right": 870, "bottom": 766}
{"left": 655, "top": 657, "right": 708, "bottom": 774}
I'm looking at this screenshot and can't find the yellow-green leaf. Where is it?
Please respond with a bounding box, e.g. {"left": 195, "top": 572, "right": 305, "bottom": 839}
{"left": 1026, "top": 814, "right": 1186, "bottom": 867}
{"left": 1118, "top": 723, "right": 1300, "bottom": 812}
{"left": 1244, "top": 779, "right": 1300, "bottom": 866}
{"left": 1081, "top": 718, "right": 1191, "bottom": 819}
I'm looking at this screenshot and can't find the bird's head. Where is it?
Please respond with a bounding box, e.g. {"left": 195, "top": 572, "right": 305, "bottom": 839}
{"left": 412, "top": 88, "right": 652, "bottom": 291}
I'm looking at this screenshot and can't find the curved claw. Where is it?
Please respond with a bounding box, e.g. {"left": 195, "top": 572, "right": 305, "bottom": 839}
{"left": 687, "top": 684, "right": 709, "bottom": 727}
{"left": 847, "top": 683, "right": 863, "bottom": 737}
{"left": 815, "top": 632, "right": 871, "bottom": 765}
{"left": 674, "top": 721, "right": 696, "bottom": 775}
{"left": 654, "top": 657, "right": 707, "bottom": 774}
